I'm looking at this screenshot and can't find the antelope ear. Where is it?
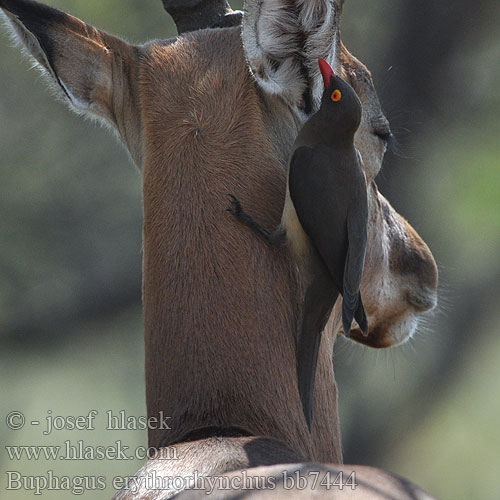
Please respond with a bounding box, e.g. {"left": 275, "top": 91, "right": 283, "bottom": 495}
{"left": 0, "top": 0, "right": 132, "bottom": 124}
{"left": 242, "top": 0, "right": 342, "bottom": 115}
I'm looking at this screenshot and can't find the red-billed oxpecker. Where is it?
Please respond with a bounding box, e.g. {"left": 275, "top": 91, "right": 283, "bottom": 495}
{"left": 228, "top": 58, "right": 369, "bottom": 430}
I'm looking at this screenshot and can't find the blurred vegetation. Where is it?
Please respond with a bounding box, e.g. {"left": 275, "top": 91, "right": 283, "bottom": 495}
{"left": 0, "top": 1, "right": 499, "bottom": 499}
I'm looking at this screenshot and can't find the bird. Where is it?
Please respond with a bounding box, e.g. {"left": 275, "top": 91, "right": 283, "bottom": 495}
{"left": 228, "top": 58, "right": 369, "bottom": 430}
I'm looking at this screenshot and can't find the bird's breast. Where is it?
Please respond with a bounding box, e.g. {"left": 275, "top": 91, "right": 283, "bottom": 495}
{"left": 281, "top": 186, "right": 312, "bottom": 268}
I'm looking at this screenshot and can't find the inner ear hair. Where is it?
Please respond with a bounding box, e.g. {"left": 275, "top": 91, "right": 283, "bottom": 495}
{"left": 242, "top": 0, "right": 341, "bottom": 114}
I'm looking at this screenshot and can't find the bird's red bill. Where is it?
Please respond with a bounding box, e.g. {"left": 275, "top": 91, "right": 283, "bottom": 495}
{"left": 318, "top": 58, "right": 336, "bottom": 89}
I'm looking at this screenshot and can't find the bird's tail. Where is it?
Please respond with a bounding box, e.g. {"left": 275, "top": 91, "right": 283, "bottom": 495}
{"left": 297, "top": 325, "right": 323, "bottom": 432}
{"left": 297, "top": 277, "right": 338, "bottom": 431}
{"left": 342, "top": 291, "right": 369, "bottom": 337}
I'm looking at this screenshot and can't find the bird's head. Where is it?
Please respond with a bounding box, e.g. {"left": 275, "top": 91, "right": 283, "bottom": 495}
{"left": 317, "top": 58, "right": 362, "bottom": 137}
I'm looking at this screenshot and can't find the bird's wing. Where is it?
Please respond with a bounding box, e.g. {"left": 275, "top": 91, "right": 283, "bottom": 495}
{"left": 342, "top": 149, "right": 369, "bottom": 333}
{"left": 290, "top": 145, "right": 369, "bottom": 334}
{"left": 342, "top": 209, "right": 368, "bottom": 334}
{"left": 289, "top": 146, "right": 342, "bottom": 429}
{"left": 289, "top": 146, "right": 349, "bottom": 288}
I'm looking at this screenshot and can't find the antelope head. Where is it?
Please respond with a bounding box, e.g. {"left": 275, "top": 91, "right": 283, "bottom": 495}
{"left": 238, "top": 1, "right": 438, "bottom": 350}
{"left": 334, "top": 44, "right": 439, "bottom": 348}
{"left": 1, "top": 0, "right": 438, "bottom": 473}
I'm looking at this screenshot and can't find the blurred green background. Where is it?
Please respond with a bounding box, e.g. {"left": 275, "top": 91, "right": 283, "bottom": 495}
{"left": 0, "top": 1, "right": 498, "bottom": 499}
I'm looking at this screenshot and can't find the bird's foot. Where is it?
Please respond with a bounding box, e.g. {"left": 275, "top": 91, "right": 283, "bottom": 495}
{"left": 227, "top": 194, "right": 272, "bottom": 242}
{"left": 227, "top": 194, "right": 244, "bottom": 219}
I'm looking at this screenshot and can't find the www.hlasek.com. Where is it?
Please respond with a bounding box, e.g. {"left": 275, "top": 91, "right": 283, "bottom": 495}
{"left": 5, "top": 440, "right": 176, "bottom": 462}
{"left": 6, "top": 469, "right": 358, "bottom": 496}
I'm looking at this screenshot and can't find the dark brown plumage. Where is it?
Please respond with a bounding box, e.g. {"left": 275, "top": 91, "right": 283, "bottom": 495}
{"left": 291, "top": 60, "right": 368, "bottom": 338}
{"left": 228, "top": 59, "right": 369, "bottom": 430}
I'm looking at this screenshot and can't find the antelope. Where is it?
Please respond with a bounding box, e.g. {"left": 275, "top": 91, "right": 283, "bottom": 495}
{"left": 0, "top": 0, "right": 438, "bottom": 498}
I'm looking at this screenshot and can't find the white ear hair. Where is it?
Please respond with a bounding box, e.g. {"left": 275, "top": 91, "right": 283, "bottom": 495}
{"left": 242, "top": 0, "right": 340, "bottom": 116}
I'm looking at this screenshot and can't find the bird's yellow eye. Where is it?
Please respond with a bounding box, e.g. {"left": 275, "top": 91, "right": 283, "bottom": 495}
{"left": 331, "top": 90, "right": 342, "bottom": 102}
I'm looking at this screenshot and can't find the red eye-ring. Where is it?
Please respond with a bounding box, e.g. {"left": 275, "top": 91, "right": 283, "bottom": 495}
{"left": 331, "top": 90, "right": 342, "bottom": 102}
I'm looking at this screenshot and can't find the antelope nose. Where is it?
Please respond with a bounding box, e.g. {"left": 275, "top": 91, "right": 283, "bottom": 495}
{"left": 401, "top": 229, "right": 438, "bottom": 313}
{"left": 406, "top": 286, "right": 438, "bottom": 312}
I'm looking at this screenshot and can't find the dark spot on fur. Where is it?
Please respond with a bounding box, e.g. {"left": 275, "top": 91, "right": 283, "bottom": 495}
{"left": 255, "top": 63, "right": 265, "bottom": 79}
{"left": 269, "top": 58, "right": 281, "bottom": 73}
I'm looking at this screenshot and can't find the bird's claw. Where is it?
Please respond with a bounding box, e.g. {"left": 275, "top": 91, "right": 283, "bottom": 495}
{"left": 340, "top": 325, "right": 370, "bottom": 338}
{"left": 227, "top": 194, "right": 243, "bottom": 218}
{"left": 341, "top": 326, "right": 369, "bottom": 338}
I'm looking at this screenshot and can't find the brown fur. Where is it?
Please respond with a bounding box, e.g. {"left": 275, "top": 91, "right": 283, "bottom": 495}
{"left": 139, "top": 28, "right": 341, "bottom": 460}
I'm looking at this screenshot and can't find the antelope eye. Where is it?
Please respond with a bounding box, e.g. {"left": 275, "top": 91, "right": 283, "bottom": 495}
{"left": 331, "top": 90, "right": 342, "bottom": 102}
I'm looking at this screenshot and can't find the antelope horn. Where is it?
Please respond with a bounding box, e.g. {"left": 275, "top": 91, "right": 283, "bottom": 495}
{"left": 162, "top": 0, "right": 242, "bottom": 35}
